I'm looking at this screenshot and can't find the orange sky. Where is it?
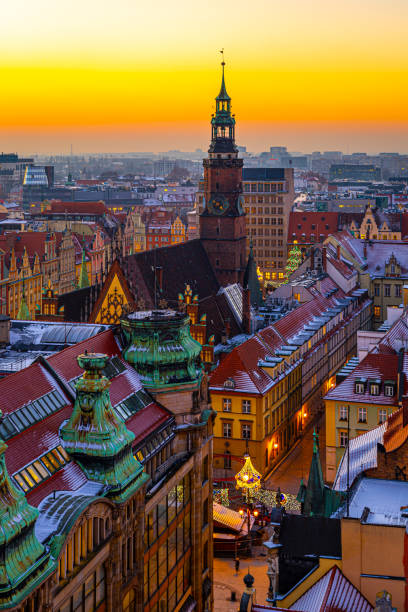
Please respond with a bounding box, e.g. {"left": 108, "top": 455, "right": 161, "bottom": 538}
{"left": 1, "top": 0, "right": 408, "bottom": 153}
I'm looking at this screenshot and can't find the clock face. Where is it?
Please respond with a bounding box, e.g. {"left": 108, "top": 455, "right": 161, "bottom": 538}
{"left": 208, "top": 194, "right": 229, "bottom": 215}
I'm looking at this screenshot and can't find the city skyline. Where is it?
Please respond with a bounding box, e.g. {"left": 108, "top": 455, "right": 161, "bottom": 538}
{"left": 1, "top": 0, "right": 408, "bottom": 153}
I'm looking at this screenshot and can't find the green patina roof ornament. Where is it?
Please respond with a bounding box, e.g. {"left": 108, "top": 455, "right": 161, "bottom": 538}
{"left": 121, "top": 310, "right": 203, "bottom": 390}
{"left": 216, "top": 49, "right": 231, "bottom": 102}
{"left": 16, "top": 284, "right": 30, "bottom": 321}
{"left": 243, "top": 237, "right": 263, "bottom": 309}
{"left": 78, "top": 244, "right": 90, "bottom": 289}
{"left": 297, "top": 429, "right": 345, "bottom": 517}
{"left": 0, "top": 414, "right": 53, "bottom": 607}
{"left": 60, "top": 352, "right": 147, "bottom": 502}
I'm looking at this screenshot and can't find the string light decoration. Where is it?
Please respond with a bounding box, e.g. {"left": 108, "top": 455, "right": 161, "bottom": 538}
{"left": 283, "top": 245, "right": 303, "bottom": 283}
{"left": 235, "top": 454, "right": 262, "bottom": 491}
{"left": 213, "top": 488, "right": 230, "bottom": 507}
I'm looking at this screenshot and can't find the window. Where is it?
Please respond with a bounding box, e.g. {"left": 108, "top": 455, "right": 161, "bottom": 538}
{"left": 378, "top": 409, "right": 387, "bottom": 424}
{"left": 370, "top": 383, "right": 380, "bottom": 396}
{"left": 202, "top": 456, "right": 208, "bottom": 484}
{"left": 265, "top": 448, "right": 269, "bottom": 467}
{"left": 355, "top": 382, "right": 365, "bottom": 394}
{"left": 241, "top": 423, "right": 251, "bottom": 439}
{"left": 202, "top": 500, "right": 208, "bottom": 528}
{"left": 384, "top": 384, "right": 395, "bottom": 397}
{"left": 242, "top": 400, "right": 251, "bottom": 414}
{"left": 223, "top": 451, "right": 231, "bottom": 469}
{"left": 223, "top": 423, "right": 232, "bottom": 438}
{"left": 374, "top": 306, "right": 381, "bottom": 318}
{"left": 358, "top": 406, "right": 367, "bottom": 423}
{"left": 264, "top": 415, "right": 270, "bottom": 435}
{"left": 222, "top": 398, "right": 232, "bottom": 412}
{"left": 59, "top": 566, "right": 105, "bottom": 612}
{"left": 374, "top": 285, "right": 380, "bottom": 296}
{"left": 395, "top": 285, "right": 402, "bottom": 297}
{"left": 384, "top": 284, "right": 391, "bottom": 297}
{"left": 339, "top": 405, "right": 348, "bottom": 421}
{"left": 339, "top": 431, "right": 348, "bottom": 448}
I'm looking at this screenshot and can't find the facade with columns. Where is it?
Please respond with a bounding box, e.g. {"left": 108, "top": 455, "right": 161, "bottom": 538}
{"left": 0, "top": 309, "right": 214, "bottom": 611}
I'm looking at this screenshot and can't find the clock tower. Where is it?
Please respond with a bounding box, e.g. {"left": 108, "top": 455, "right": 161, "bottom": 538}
{"left": 199, "top": 58, "right": 247, "bottom": 286}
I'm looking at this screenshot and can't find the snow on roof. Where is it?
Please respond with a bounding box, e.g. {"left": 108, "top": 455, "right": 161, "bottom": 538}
{"left": 333, "top": 423, "right": 386, "bottom": 491}
{"left": 291, "top": 565, "right": 373, "bottom": 612}
{"left": 334, "top": 478, "right": 408, "bottom": 527}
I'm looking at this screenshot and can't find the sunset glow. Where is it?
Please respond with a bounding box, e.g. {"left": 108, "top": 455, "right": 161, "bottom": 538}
{"left": 1, "top": 0, "right": 407, "bottom": 152}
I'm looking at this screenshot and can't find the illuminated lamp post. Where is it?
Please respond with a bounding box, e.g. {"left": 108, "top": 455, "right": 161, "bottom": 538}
{"left": 235, "top": 453, "right": 262, "bottom": 555}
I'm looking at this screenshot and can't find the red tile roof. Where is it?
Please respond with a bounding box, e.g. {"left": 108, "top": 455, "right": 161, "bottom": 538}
{"left": 288, "top": 212, "right": 339, "bottom": 244}
{"left": 325, "top": 353, "right": 400, "bottom": 405}
{"left": 0, "top": 329, "right": 172, "bottom": 508}
{"left": 43, "top": 201, "right": 109, "bottom": 216}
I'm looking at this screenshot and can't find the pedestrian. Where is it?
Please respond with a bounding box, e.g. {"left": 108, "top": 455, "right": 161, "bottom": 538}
{"left": 235, "top": 556, "right": 240, "bottom": 574}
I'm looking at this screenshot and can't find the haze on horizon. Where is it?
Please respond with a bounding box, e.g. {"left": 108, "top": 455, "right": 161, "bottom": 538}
{"left": 1, "top": 0, "right": 407, "bottom": 155}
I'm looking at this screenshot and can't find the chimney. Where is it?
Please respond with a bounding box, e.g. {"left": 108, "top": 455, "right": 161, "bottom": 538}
{"left": 242, "top": 287, "right": 251, "bottom": 334}
{"left": 310, "top": 247, "right": 315, "bottom": 270}
{"left": 321, "top": 247, "right": 327, "bottom": 272}
{"left": 336, "top": 245, "right": 341, "bottom": 260}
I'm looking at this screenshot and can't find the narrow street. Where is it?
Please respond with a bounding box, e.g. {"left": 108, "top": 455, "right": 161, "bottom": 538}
{"left": 264, "top": 413, "right": 326, "bottom": 495}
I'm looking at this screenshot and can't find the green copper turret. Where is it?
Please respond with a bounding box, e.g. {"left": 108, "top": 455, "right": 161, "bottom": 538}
{"left": 121, "top": 310, "right": 203, "bottom": 390}
{"left": 60, "top": 352, "right": 147, "bottom": 502}
{"left": 0, "top": 426, "right": 53, "bottom": 607}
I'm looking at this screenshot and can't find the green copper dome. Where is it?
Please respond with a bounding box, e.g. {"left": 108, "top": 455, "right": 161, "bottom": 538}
{"left": 121, "top": 310, "right": 203, "bottom": 389}
{"left": 60, "top": 352, "right": 147, "bottom": 501}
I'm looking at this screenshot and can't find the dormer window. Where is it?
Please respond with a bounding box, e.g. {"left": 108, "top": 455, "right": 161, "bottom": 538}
{"left": 355, "top": 381, "right": 365, "bottom": 394}
{"left": 384, "top": 383, "right": 395, "bottom": 397}
{"left": 224, "top": 378, "right": 235, "bottom": 390}
{"left": 370, "top": 383, "right": 380, "bottom": 396}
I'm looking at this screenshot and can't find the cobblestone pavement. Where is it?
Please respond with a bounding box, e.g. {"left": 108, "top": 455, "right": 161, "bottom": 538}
{"left": 213, "top": 550, "right": 270, "bottom": 611}
{"left": 264, "top": 413, "right": 326, "bottom": 494}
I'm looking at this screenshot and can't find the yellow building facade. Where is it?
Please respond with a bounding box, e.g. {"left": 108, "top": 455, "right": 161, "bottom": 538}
{"left": 171, "top": 216, "right": 186, "bottom": 245}
{"left": 211, "top": 349, "right": 302, "bottom": 480}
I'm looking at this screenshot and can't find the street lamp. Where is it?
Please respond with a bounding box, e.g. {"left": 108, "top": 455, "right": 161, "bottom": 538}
{"left": 235, "top": 453, "right": 261, "bottom": 555}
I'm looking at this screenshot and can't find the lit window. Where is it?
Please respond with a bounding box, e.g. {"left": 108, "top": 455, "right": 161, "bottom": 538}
{"left": 222, "top": 398, "right": 232, "bottom": 412}
{"left": 374, "top": 306, "right": 381, "bottom": 318}
{"left": 355, "top": 382, "right": 365, "bottom": 394}
{"left": 370, "top": 383, "right": 380, "bottom": 396}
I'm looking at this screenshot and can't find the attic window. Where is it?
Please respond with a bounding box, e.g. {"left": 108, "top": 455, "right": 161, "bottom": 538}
{"left": 369, "top": 383, "right": 380, "bottom": 396}
{"left": 384, "top": 383, "right": 395, "bottom": 397}
{"left": 224, "top": 378, "right": 235, "bottom": 390}
{"left": 355, "top": 381, "right": 365, "bottom": 394}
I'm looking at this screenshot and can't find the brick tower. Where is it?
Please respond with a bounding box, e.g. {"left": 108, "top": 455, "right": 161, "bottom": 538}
{"left": 200, "top": 57, "right": 247, "bottom": 286}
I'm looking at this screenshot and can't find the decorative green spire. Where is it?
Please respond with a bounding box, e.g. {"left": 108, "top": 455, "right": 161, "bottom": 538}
{"left": 78, "top": 246, "right": 90, "bottom": 288}
{"left": 0, "top": 424, "right": 52, "bottom": 607}
{"left": 60, "top": 352, "right": 147, "bottom": 502}
{"left": 121, "top": 310, "right": 202, "bottom": 390}
{"left": 16, "top": 286, "right": 30, "bottom": 320}
{"left": 297, "top": 430, "right": 345, "bottom": 517}
{"left": 216, "top": 51, "right": 231, "bottom": 102}
{"left": 243, "top": 238, "right": 263, "bottom": 309}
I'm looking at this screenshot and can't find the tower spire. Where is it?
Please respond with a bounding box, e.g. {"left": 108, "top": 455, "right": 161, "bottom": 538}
{"left": 217, "top": 49, "right": 230, "bottom": 101}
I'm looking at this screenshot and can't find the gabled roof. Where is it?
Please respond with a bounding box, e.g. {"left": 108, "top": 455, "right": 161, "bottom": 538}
{"left": 324, "top": 352, "right": 401, "bottom": 405}
{"left": 288, "top": 212, "right": 339, "bottom": 243}
{"left": 291, "top": 565, "right": 373, "bottom": 611}
{"left": 42, "top": 201, "right": 109, "bottom": 216}
{"left": 89, "top": 259, "right": 136, "bottom": 323}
